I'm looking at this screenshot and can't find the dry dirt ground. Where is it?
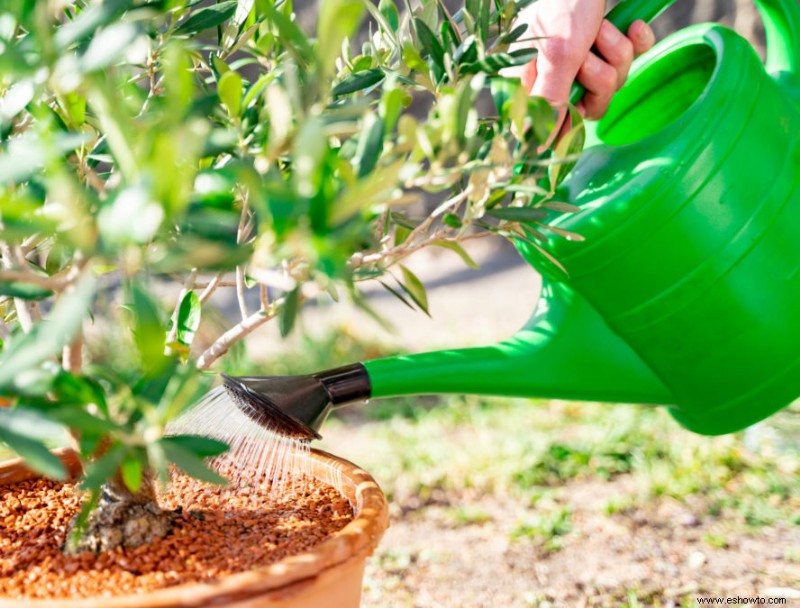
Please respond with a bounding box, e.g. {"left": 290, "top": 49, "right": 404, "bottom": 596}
{"left": 238, "top": 239, "right": 800, "bottom": 607}
{"left": 354, "top": 480, "right": 800, "bottom": 607}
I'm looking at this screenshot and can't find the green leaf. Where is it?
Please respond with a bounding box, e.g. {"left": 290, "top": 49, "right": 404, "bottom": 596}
{"left": 542, "top": 201, "right": 581, "bottom": 213}
{"left": 0, "top": 426, "right": 66, "bottom": 480}
{"left": 257, "top": 0, "right": 313, "bottom": 65}
{"left": 0, "top": 81, "right": 34, "bottom": 126}
{"left": 175, "top": 1, "right": 237, "bottom": 35}
{"left": 414, "top": 18, "right": 445, "bottom": 78}
{"left": 432, "top": 241, "right": 479, "bottom": 269}
{"left": 318, "top": 0, "right": 364, "bottom": 78}
{"left": 161, "top": 439, "right": 228, "bottom": 485}
{"left": 490, "top": 77, "right": 520, "bottom": 121}
{"left": 218, "top": 70, "right": 243, "bottom": 118}
{"left": 279, "top": 286, "right": 300, "bottom": 337}
{"left": 0, "top": 275, "right": 95, "bottom": 392}
{"left": 80, "top": 22, "right": 143, "bottom": 73}
{"left": 461, "top": 49, "right": 537, "bottom": 74}
{"left": 402, "top": 41, "right": 428, "bottom": 74}
{"left": 486, "top": 206, "right": 548, "bottom": 223}
{"left": 82, "top": 445, "right": 125, "bottom": 491}
{"left": 54, "top": 0, "right": 134, "bottom": 50}
{"left": 379, "top": 0, "right": 399, "bottom": 31}
{"left": 0, "top": 282, "right": 53, "bottom": 300}
{"left": 442, "top": 213, "right": 463, "bottom": 228}
{"left": 0, "top": 406, "right": 69, "bottom": 480}
{"left": 120, "top": 453, "right": 143, "bottom": 493}
{"left": 379, "top": 87, "right": 410, "bottom": 133}
{"left": 352, "top": 113, "right": 384, "bottom": 178}
{"left": 379, "top": 280, "right": 416, "bottom": 312}
{"left": 500, "top": 23, "right": 528, "bottom": 45}
{"left": 549, "top": 112, "right": 585, "bottom": 187}
{"left": 332, "top": 69, "right": 385, "bottom": 96}
{"left": 128, "top": 281, "right": 171, "bottom": 378}
{"left": 175, "top": 290, "right": 201, "bottom": 349}
{"left": 98, "top": 185, "right": 165, "bottom": 245}
{"left": 398, "top": 265, "right": 429, "bottom": 316}
{"left": 161, "top": 435, "right": 229, "bottom": 457}
{"left": 36, "top": 406, "right": 118, "bottom": 435}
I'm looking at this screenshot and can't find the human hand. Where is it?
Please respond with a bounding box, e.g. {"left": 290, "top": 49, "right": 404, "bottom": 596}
{"left": 505, "top": 0, "right": 656, "bottom": 120}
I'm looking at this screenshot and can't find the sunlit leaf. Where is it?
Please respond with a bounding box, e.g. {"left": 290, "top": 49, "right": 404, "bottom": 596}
{"left": 0, "top": 275, "right": 95, "bottom": 392}
{"left": 352, "top": 113, "right": 384, "bottom": 177}
{"left": 175, "top": 1, "right": 237, "bottom": 35}
{"left": 82, "top": 445, "right": 125, "bottom": 491}
{"left": 332, "top": 69, "right": 385, "bottom": 96}
{"left": 279, "top": 286, "right": 300, "bottom": 337}
{"left": 218, "top": 70, "right": 243, "bottom": 117}
{"left": 433, "top": 241, "right": 479, "bottom": 268}
{"left": 398, "top": 265, "right": 429, "bottom": 316}
{"left": 318, "top": 0, "right": 363, "bottom": 78}
{"left": 161, "top": 435, "right": 228, "bottom": 457}
{"left": 175, "top": 291, "right": 201, "bottom": 349}
{"left": 120, "top": 453, "right": 143, "bottom": 492}
{"left": 80, "top": 22, "right": 143, "bottom": 72}
{"left": 161, "top": 439, "right": 228, "bottom": 485}
{"left": 0, "top": 406, "right": 69, "bottom": 479}
{"left": 486, "top": 207, "right": 548, "bottom": 222}
{"left": 0, "top": 282, "right": 53, "bottom": 300}
{"left": 128, "top": 281, "right": 171, "bottom": 378}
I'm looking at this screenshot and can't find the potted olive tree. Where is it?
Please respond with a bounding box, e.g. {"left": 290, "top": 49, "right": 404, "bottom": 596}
{"left": 0, "top": 0, "right": 579, "bottom": 604}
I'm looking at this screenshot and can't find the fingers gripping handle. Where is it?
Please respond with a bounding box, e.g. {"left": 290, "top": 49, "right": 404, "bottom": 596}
{"left": 567, "top": 0, "right": 800, "bottom": 107}
{"left": 568, "top": 0, "right": 676, "bottom": 106}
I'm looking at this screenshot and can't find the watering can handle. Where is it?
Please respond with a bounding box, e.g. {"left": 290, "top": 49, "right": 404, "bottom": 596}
{"left": 567, "top": 0, "right": 800, "bottom": 106}
{"left": 567, "top": 0, "right": 676, "bottom": 106}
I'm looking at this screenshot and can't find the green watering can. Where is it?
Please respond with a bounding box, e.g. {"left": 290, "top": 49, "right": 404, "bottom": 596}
{"left": 228, "top": 0, "right": 800, "bottom": 439}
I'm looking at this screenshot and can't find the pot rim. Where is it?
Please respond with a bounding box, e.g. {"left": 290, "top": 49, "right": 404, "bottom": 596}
{"left": 0, "top": 447, "right": 389, "bottom": 608}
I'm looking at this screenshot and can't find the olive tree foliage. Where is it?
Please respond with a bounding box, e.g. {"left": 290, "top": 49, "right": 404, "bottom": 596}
{"left": 0, "top": 0, "right": 583, "bottom": 501}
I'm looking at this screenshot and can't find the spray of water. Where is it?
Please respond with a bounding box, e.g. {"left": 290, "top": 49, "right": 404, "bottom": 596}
{"left": 165, "top": 386, "right": 312, "bottom": 494}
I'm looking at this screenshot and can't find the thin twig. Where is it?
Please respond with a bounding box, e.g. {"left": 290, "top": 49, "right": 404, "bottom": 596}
{"left": 235, "top": 198, "right": 252, "bottom": 319}
{"left": 63, "top": 329, "right": 83, "bottom": 374}
{"left": 0, "top": 243, "right": 34, "bottom": 333}
{"left": 235, "top": 266, "right": 249, "bottom": 320}
{"left": 198, "top": 272, "right": 224, "bottom": 304}
{"left": 259, "top": 284, "right": 269, "bottom": 310}
{"left": 195, "top": 300, "right": 284, "bottom": 371}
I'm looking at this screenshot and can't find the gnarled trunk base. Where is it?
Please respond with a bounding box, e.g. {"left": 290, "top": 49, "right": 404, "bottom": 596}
{"left": 67, "top": 475, "right": 174, "bottom": 554}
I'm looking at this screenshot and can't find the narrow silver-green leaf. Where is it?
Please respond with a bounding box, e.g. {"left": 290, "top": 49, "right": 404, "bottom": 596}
{"left": 175, "top": 1, "right": 237, "bottom": 35}
{"left": 398, "top": 265, "right": 429, "bottom": 316}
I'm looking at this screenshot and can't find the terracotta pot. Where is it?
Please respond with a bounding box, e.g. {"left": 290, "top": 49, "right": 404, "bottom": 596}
{"left": 0, "top": 448, "right": 389, "bottom": 608}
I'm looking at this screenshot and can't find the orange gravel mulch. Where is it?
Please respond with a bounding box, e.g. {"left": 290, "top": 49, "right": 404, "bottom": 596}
{"left": 0, "top": 472, "right": 353, "bottom": 600}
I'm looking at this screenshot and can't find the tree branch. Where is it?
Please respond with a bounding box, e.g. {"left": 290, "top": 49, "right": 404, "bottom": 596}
{"left": 195, "top": 300, "right": 283, "bottom": 371}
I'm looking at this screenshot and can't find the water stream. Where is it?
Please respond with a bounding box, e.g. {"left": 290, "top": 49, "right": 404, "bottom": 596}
{"left": 166, "top": 386, "right": 312, "bottom": 494}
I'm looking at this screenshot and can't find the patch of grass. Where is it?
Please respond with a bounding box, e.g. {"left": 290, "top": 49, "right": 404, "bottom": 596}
{"left": 604, "top": 495, "right": 636, "bottom": 515}
{"left": 784, "top": 547, "right": 800, "bottom": 563}
{"left": 443, "top": 505, "right": 492, "bottom": 527}
{"left": 702, "top": 532, "right": 728, "bottom": 549}
{"left": 509, "top": 507, "right": 572, "bottom": 553}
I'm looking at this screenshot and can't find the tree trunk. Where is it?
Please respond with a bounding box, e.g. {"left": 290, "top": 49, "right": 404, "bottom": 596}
{"left": 66, "top": 472, "right": 174, "bottom": 554}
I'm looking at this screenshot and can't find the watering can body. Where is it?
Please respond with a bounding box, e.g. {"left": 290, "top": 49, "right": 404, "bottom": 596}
{"left": 364, "top": 0, "right": 800, "bottom": 436}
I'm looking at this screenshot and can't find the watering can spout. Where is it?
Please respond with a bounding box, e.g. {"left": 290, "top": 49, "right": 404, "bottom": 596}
{"left": 363, "top": 283, "right": 675, "bottom": 407}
